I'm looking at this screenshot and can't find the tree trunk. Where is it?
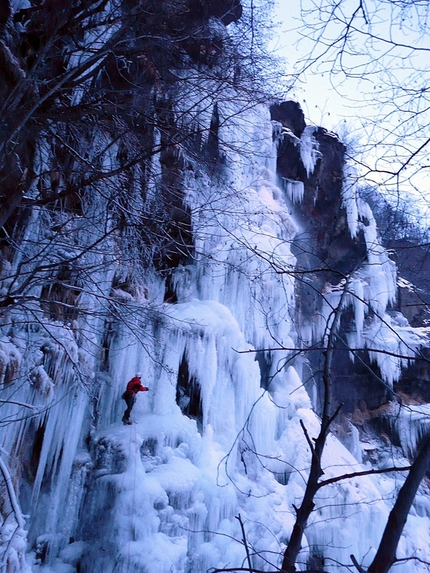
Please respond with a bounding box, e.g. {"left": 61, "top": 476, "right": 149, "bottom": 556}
{"left": 367, "top": 433, "right": 430, "bottom": 573}
{"left": 280, "top": 462, "right": 319, "bottom": 572}
{"left": 281, "top": 293, "right": 347, "bottom": 572}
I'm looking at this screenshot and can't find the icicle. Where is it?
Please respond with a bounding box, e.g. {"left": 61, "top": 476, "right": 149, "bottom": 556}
{"left": 281, "top": 178, "right": 305, "bottom": 203}
{"left": 300, "top": 126, "right": 320, "bottom": 176}
{"left": 342, "top": 164, "right": 359, "bottom": 238}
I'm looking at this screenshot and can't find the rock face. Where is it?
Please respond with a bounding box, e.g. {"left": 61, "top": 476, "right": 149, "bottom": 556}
{"left": 270, "top": 101, "right": 306, "bottom": 137}
{"left": 273, "top": 103, "right": 367, "bottom": 278}
{"left": 271, "top": 102, "right": 391, "bottom": 414}
{"left": 271, "top": 102, "right": 430, "bottom": 437}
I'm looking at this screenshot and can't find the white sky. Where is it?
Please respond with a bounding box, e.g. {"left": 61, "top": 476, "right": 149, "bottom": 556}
{"left": 271, "top": 1, "right": 354, "bottom": 132}
{"left": 270, "top": 0, "right": 430, "bottom": 220}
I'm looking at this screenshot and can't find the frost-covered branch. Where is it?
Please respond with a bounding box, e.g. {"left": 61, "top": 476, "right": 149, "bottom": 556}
{"left": 0, "top": 456, "right": 24, "bottom": 529}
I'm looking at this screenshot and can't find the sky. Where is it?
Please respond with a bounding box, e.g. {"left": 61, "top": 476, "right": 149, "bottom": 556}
{"left": 270, "top": 0, "right": 430, "bottom": 223}
{"left": 271, "top": 1, "right": 355, "bottom": 131}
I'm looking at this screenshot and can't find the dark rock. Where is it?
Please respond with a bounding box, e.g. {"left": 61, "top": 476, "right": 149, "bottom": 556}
{"left": 206, "top": 102, "right": 220, "bottom": 160}
{"left": 391, "top": 239, "right": 430, "bottom": 298}
{"left": 394, "top": 346, "right": 430, "bottom": 403}
{"left": 0, "top": 0, "right": 10, "bottom": 28}
{"left": 291, "top": 127, "right": 367, "bottom": 281}
{"left": 273, "top": 103, "right": 388, "bottom": 414}
{"left": 396, "top": 279, "right": 430, "bottom": 327}
{"left": 270, "top": 101, "right": 306, "bottom": 137}
{"left": 331, "top": 346, "right": 392, "bottom": 414}
{"left": 176, "top": 354, "right": 202, "bottom": 429}
{"left": 189, "top": 0, "right": 242, "bottom": 25}
{"left": 183, "top": 34, "right": 224, "bottom": 66}
{"left": 276, "top": 134, "right": 305, "bottom": 181}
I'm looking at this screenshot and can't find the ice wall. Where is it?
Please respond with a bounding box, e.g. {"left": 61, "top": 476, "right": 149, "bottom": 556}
{"left": 1, "top": 89, "right": 430, "bottom": 573}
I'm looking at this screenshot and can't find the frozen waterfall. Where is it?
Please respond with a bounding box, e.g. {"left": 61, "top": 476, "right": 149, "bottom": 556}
{"left": 0, "top": 99, "right": 429, "bottom": 573}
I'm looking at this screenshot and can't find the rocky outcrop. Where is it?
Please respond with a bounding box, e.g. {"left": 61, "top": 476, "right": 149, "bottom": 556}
{"left": 271, "top": 101, "right": 420, "bottom": 415}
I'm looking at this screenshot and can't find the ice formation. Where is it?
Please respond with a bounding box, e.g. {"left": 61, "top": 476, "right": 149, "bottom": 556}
{"left": 299, "top": 126, "right": 320, "bottom": 178}
{"left": 1, "top": 31, "right": 430, "bottom": 573}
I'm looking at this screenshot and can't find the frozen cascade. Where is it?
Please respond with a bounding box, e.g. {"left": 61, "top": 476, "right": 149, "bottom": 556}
{"left": 1, "top": 81, "right": 430, "bottom": 573}
{"left": 299, "top": 125, "right": 320, "bottom": 178}
{"left": 383, "top": 402, "right": 430, "bottom": 459}
{"left": 314, "top": 177, "right": 427, "bottom": 388}
{"left": 342, "top": 164, "right": 359, "bottom": 239}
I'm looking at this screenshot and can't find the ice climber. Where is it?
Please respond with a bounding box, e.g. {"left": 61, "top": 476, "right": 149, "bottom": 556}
{"left": 122, "top": 373, "right": 149, "bottom": 425}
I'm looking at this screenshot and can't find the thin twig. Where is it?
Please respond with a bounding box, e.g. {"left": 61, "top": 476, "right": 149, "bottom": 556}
{"left": 350, "top": 554, "right": 366, "bottom": 573}
{"left": 236, "top": 514, "right": 253, "bottom": 573}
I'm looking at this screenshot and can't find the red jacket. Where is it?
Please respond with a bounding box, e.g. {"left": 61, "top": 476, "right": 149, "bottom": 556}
{"left": 125, "top": 377, "right": 148, "bottom": 396}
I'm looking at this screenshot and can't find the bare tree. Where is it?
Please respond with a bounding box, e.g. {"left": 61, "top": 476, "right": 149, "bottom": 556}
{"left": 290, "top": 0, "right": 430, "bottom": 216}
